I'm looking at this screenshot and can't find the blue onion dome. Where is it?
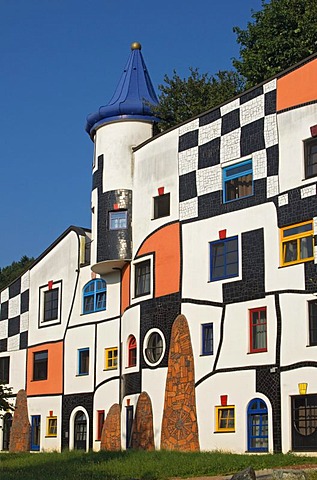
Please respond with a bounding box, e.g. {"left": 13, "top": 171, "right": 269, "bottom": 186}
{"left": 86, "top": 42, "right": 160, "bottom": 137}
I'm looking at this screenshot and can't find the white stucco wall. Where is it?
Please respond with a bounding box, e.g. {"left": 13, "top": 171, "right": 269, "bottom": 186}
{"left": 94, "top": 121, "right": 154, "bottom": 192}
{"left": 28, "top": 230, "right": 80, "bottom": 346}
{"left": 278, "top": 103, "right": 317, "bottom": 193}
{"left": 27, "top": 395, "right": 62, "bottom": 452}
{"left": 64, "top": 324, "right": 95, "bottom": 394}
{"left": 132, "top": 129, "right": 179, "bottom": 255}
{"left": 196, "top": 370, "right": 273, "bottom": 453}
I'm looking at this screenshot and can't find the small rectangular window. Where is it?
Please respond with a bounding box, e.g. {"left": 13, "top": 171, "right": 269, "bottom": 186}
{"left": 223, "top": 160, "right": 253, "bottom": 203}
{"left": 97, "top": 410, "right": 105, "bottom": 441}
{"left": 78, "top": 348, "right": 89, "bottom": 375}
{"left": 249, "top": 307, "right": 267, "bottom": 353}
{"left": 308, "top": 301, "right": 317, "bottom": 346}
{"left": 202, "top": 324, "right": 213, "bottom": 355}
{"left": 215, "top": 406, "right": 235, "bottom": 432}
{"left": 304, "top": 138, "right": 317, "bottom": 179}
{"left": 105, "top": 347, "right": 118, "bottom": 369}
{"left": 280, "top": 221, "right": 313, "bottom": 266}
{"left": 0, "top": 356, "right": 10, "bottom": 384}
{"left": 46, "top": 416, "right": 57, "bottom": 437}
{"left": 109, "top": 211, "right": 127, "bottom": 230}
{"left": 44, "top": 289, "right": 59, "bottom": 321}
{"left": 33, "top": 351, "right": 48, "bottom": 381}
{"left": 210, "top": 236, "right": 238, "bottom": 281}
{"left": 135, "top": 260, "right": 151, "bottom": 297}
{"left": 153, "top": 193, "right": 170, "bottom": 219}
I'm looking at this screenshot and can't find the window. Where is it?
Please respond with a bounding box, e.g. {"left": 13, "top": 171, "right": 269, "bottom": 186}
{"left": 308, "top": 301, "right": 317, "bottom": 346}
{"left": 202, "top": 324, "right": 213, "bottom": 355}
{"left": 0, "top": 356, "right": 10, "bottom": 384}
{"left": 97, "top": 410, "right": 105, "bottom": 441}
{"left": 78, "top": 348, "right": 89, "bottom": 375}
{"left": 33, "top": 351, "right": 48, "bottom": 381}
{"left": 304, "top": 138, "right": 317, "bottom": 179}
{"left": 215, "top": 406, "right": 235, "bottom": 432}
{"left": 128, "top": 335, "right": 137, "bottom": 367}
{"left": 249, "top": 308, "right": 267, "bottom": 353}
{"left": 223, "top": 159, "right": 253, "bottom": 203}
{"left": 105, "top": 347, "right": 118, "bottom": 369}
{"left": 44, "top": 289, "right": 59, "bottom": 321}
{"left": 280, "top": 221, "right": 313, "bottom": 267}
{"left": 135, "top": 260, "right": 150, "bottom": 297}
{"left": 109, "top": 210, "right": 127, "bottom": 230}
{"left": 31, "top": 415, "right": 41, "bottom": 451}
{"left": 145, "top": 331, "right": 164, "bottom": 364}
{"left": 83, "top": 279, "right": 107, "bottom": 314}
{"left": 39, "top": 281, "right": 62, "bottom": 327}
{"left": 46, "top": 416, "right": 57, "bottom": 437}
{"left": 153, "top": 193, "right": 170, "bottom": 219}
{"left": 247, "top": 399, "right": 268, "bottom": 452}
{"left": 210, "top": 236, "right": 238, "bottom": 281}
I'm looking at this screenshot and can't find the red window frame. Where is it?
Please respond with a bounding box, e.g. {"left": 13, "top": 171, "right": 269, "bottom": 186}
{"left": 96, "top": 410, "right": 105, "bottom": 441}
{"left": 128, "top": 336, "right": 137, "bottom": 367}
{"left": 249, "top": 307, "right": 267, "bottom": 353}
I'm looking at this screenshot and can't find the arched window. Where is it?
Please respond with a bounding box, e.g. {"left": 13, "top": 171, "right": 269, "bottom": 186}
{"left": 128, "top": 335, "right": 137, "bottom": 367}
{"left": 83, "top": 279, "right": 106, "bottom": 314}
{"left": 247, "top": 398, "right": 268, "bottom": 452}
{"left": 74, "top": 411, "right": 87, "bottom": 450}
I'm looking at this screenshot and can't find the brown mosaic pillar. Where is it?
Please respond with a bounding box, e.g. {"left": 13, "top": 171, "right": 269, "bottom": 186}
{"left": 100, "top": 403, "right": 121, "bottom": 451}
{"left": 9, "top": 389, "right": 30, "bottom": 452}
{"left": 161, "top": 314, "right": 200, "bottom": 451}
{"left": 131, "top": 392, "right": 155, "bottom": 450}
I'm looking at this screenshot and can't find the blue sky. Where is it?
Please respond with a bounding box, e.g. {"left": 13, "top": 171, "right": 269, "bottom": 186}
{"left": 0, "top": 0, "right": 263, "bottom": 267}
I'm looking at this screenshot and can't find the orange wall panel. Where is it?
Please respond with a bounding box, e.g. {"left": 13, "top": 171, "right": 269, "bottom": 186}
{"left": 121, "top": 263, "right": 131, "bottom": 314}
{"left": 138, "top": 222, "right": 181, "bottom": 298}
{"left": 277, "top": 58, "right": 317, "bottom": 111}
{"left": 27, "top": 341, "right": 63, "bottom": 396}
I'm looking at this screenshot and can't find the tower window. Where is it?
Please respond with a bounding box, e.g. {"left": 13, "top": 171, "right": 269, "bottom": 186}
{"left": 109, "top": 210, "right": 128, "bottom": 230}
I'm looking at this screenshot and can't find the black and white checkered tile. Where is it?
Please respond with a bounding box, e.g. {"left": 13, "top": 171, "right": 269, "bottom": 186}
{"left": 0, "top": 272, "right": 29, "bottom": 352}
{"left": 178, "top": 79, "right": 279, "bottom": 221}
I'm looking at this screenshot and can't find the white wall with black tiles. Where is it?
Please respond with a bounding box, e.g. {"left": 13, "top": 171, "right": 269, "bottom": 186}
{"left": 178, "top": 79, "right": 279, "bottom": 221}
{"left": 0, "top": 271, "right": 29, "bottom": 352}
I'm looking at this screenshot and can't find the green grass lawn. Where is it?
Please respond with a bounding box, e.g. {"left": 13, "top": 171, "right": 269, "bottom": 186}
{"left": 1, "top": 450, "right": 317, "bottom": 480}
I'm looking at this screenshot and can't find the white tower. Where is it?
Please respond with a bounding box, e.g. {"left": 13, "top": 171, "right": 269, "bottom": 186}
{"left": 85, "top": 42, "right": 159, "bottom": 274}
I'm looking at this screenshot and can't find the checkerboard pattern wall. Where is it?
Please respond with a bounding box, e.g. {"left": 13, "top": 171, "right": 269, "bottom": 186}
{"left": 178, "top": 79, "right": 279, "bottom": 221}
{"left": 0, "top": 272, "right": 29, "bottom": 352}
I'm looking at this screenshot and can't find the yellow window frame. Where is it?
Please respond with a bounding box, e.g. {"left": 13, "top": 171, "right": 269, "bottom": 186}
{"left": 280, "top": 220, "right": 314, "bottom": 267}
{"left": 105, "top": 347, "right": 118, "bottom": 370}
{"left": 215, "top": 405, "right": 235, "bottom": 432}
{"left": 46, "top": 416, "right": 57, "bottom": 437}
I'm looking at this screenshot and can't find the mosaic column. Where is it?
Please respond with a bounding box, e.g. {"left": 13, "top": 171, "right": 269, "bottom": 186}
{"left": 131, "top": 391, "right": 155, "bottom": 450}
{"left": 100, "top": 403, "right": 121, "bottom": 451}
{"left": 161, "top": 314, "right": 199, "bottom": 451}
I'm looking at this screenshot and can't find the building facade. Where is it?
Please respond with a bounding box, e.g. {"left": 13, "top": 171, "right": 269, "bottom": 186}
{"left": 1, "top": 43, "right": 317, "bottom": 454}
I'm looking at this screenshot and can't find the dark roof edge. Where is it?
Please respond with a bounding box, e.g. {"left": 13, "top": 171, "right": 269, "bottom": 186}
{"left": 0, "top": 225, "right": 91, "bottom": 293}
{"left": 133, "top": 51, "right": 317, "bottom": 152}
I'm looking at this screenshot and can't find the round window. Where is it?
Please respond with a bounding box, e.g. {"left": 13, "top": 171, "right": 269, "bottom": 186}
{"left": 144, "top": 330, "right": 165, "bottom": 365}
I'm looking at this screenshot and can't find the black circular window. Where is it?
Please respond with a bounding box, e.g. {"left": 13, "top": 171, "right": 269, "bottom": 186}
{"left": 145, "top": 332, "right": 164, "bottom": 364}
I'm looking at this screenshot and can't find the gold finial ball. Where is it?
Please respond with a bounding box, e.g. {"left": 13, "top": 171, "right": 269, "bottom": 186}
{"left": 131, "top": 42, "right": 142, "bottom": 50}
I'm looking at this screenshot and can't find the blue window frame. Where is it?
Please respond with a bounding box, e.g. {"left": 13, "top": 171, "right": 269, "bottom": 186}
{"left": 109, "top": 210, "right": 127, "bottom": 230}
{"left": 210, "top": 236, "right": 238, "bottom": 281}
{"left": 83, "top": 279, "right": 106, "bottom": 314}
{"left": 78, "top": 348, "right": 89, "bottom": 375}
{"left": 31, "top": 415, "right": 41, "bottom": 451}
{"left": 202, "top": 323, "right": 213, "bottom": 355}
{"left": 223, "top": 159, "right": 253, "bottom": 203}
{"left": 247, "top": 398, "right": 268, "bottom": 452}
